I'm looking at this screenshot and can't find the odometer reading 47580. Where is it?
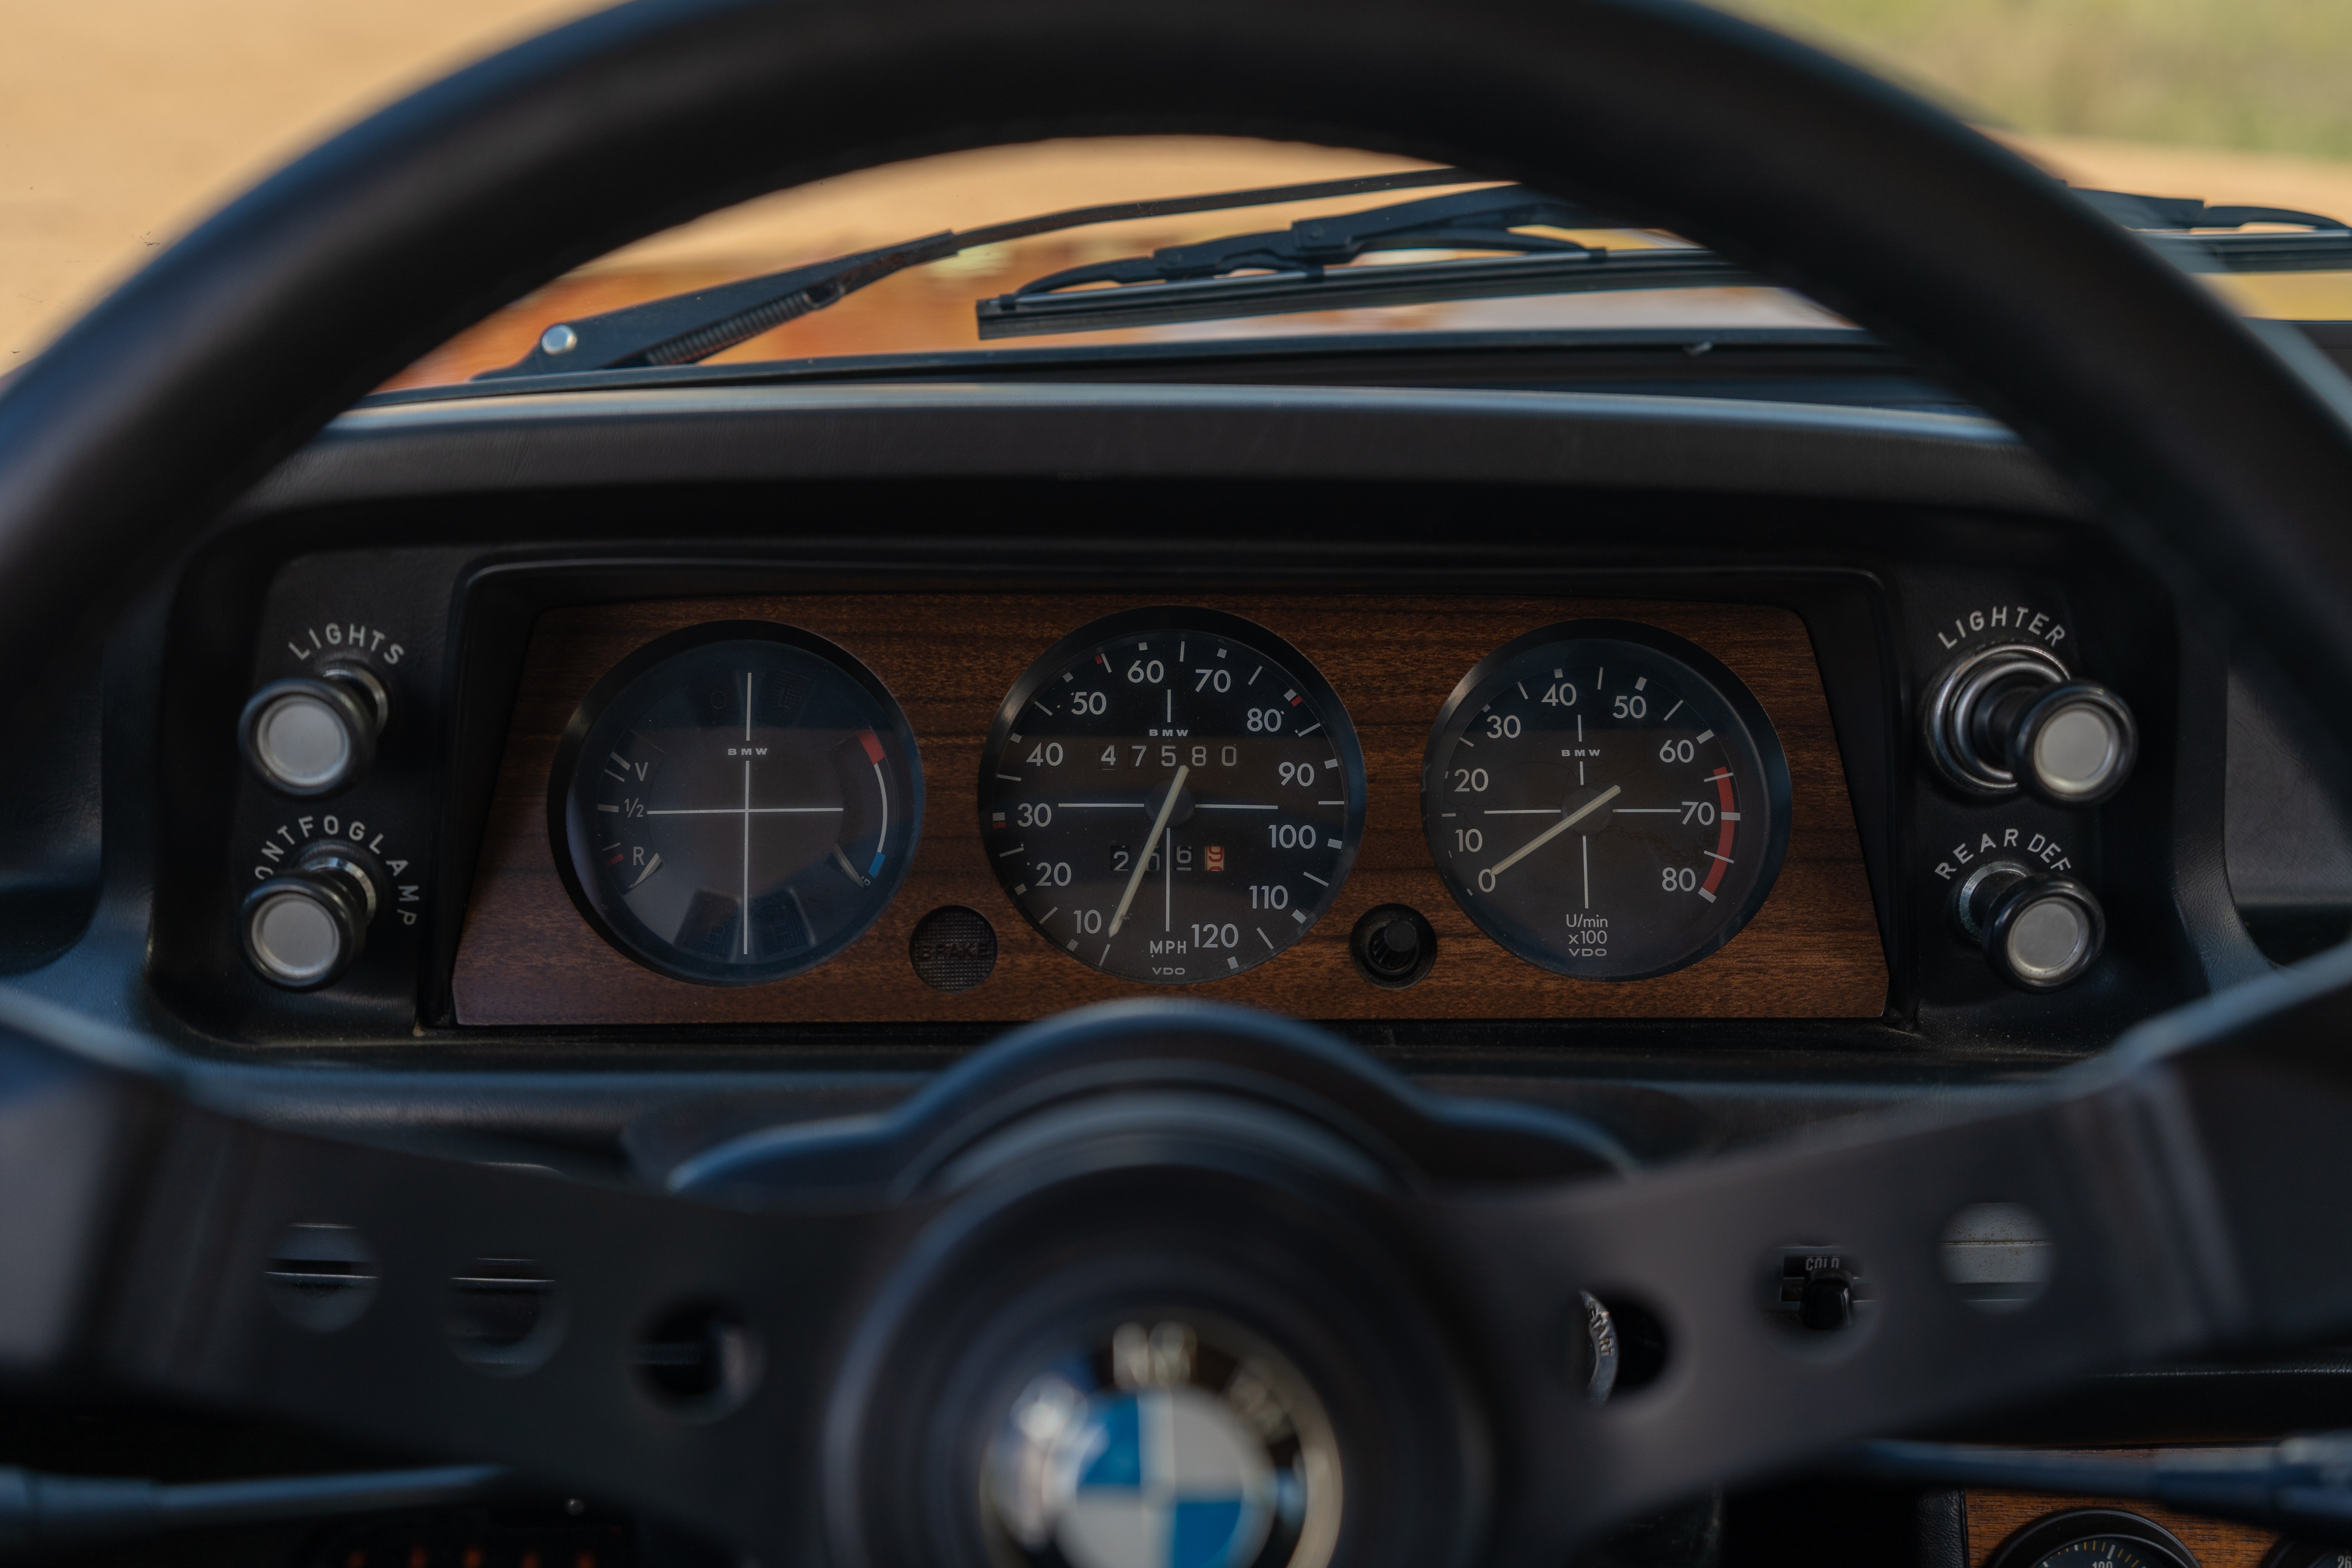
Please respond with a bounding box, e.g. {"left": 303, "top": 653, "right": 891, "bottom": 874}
{"left": 1423, "top": 620, "right": 1791, "bottom": 979}
{"left": 979, "top": 609, "right": 1366, "bottom": 983}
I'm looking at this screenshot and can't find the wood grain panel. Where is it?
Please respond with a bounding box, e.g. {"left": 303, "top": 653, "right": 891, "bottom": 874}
{"left": 1967, "top": 1488, "right": 2277, "bottom": 1566}
{"left": 452, "top": 595, "right": 1886, "bottom": 1024}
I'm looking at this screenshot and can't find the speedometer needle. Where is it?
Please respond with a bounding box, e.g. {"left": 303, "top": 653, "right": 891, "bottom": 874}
{"left": 1108, "top": 764, "right": 1189, "bottom": 937}
{"left": 1485, "top": 784, "right": 1621, "bottom": 879}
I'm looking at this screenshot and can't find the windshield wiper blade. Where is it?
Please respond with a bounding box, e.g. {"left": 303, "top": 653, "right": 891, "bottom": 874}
{"left": 473, "top": 166, "right": 1484, "bottom": 379}
{"left": 977, "top": 248, "right": 1754, "bottom": 339}
{"left": 1003, "top": 185, "right": 1618, "bottom": 294}
{"left": 970, "top": 181, "right": 2352, "bottom": 341}
{"left": 973, "top": 182, "right": 1742, "bottom": 339}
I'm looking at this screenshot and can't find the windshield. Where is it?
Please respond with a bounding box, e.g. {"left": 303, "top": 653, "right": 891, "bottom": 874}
{"left": 6, "top": 0, "right": 2350, "bottom": 390}
{"left": 386, "top": 141, "right": 1849, "bottom": 389}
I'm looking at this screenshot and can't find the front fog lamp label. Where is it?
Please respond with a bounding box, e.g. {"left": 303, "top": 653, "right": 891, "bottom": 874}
{"left": 254, "top": 814, "right": 421, "bottom": 924}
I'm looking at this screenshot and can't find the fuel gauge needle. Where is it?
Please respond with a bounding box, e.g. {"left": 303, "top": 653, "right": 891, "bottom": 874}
{"left": 630, "top": 852, "right": 663, "bottom": 889}
{"left": 1486, "top": 784, "right": 1620, "bottom": 880}
{"left": 1108, "top": 765, "right": 1189, "bottom": 937}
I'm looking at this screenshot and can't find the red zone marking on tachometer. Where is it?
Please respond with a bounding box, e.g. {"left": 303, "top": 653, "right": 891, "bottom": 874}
{"left": 1702, "top": 771, "right": 1738, "bottom": 895}
{"left": 859, "top": 729, "right": 886, "bottom": 764}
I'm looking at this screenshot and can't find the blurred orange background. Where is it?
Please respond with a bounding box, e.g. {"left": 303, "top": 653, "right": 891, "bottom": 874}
{"left": 6, "top": 0, "right": 2351, "bottom": 391}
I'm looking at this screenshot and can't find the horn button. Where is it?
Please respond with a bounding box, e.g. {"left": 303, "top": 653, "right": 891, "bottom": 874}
{"left": 986, "top": 1318, "right": 1342, "bottom": 1568}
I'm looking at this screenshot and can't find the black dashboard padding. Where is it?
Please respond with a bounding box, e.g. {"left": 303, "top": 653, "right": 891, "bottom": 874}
{"left": 241, "top": 386, "right": 2084, "bottom": 518}
{"left": 2226, "top": 664, "right": 2352, "bottom": 961}
{"left": 1915, "top": 1488, "right": 1969, "bottom": 1568}
{"left": 3, "top": 0, "right": 2352, "bottom": 781}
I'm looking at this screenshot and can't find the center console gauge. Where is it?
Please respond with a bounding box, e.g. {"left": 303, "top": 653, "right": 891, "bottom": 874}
{"left": 549, "top": 622, "right": 922, "bottom": 985}
{"left": 978, "top": 608, "right": 1365, "bottom": 983}
{"left": 1423, "top": 620, "right": 1789, "bottom": 979}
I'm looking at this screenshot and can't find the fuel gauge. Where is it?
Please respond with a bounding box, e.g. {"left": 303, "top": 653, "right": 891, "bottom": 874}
{"left": 549, "top": 622, "right": 923, "bottom": 985}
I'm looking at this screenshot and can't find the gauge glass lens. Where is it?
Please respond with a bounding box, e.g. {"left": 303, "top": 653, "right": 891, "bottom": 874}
{"left": 2025, "top": 1543, "right": 2181, "bottom": 1568}
{"left": 979, "top": 609, "right": 1366, "bottom": 983}
{"left": 551, "top": 623, "right": 922, "bottom": 984}
{"left": 1424, "top": 620, "right": 1789, "bottom": 979}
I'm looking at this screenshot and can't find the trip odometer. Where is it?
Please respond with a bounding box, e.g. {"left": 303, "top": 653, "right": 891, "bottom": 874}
{"left": 980, "top": 609, "right": 1365, "bottom": 983}
{"left": 1424, "top": 620, "right": 1790, "bottom": 980}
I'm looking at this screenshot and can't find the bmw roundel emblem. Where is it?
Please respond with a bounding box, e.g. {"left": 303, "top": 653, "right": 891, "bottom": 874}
{"left": 985, "top": 1319, "right": 1341, "bottom": 1568}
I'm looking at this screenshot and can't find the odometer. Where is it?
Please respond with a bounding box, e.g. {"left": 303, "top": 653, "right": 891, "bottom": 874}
{"left": 979, "top": 608, "right": 1365, "bottom": 983}
{"left": 1423, "top": 620, "right": 1789, "bottom": 979}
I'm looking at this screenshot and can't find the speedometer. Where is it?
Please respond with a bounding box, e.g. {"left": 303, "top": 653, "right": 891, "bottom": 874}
{"left": 978, "top": 608, "right": 1365, "bottom": 984}
{"left": 1423, "top": 619, "right": 1789, "bottom": 979}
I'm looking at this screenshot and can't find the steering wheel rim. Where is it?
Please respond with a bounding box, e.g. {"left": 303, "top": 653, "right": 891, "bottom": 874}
{"left": 8, "top": 0, "right": 2352, "bottom": 1563}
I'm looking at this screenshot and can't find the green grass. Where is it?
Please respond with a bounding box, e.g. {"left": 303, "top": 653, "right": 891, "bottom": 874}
{"left": 1713, "top": 0, "right": 2352, "bottom": 158}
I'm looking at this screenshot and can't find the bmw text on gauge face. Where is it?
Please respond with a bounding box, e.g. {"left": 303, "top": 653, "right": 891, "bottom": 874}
{"left": 1423, "top": 620, "right": 1791, "bottom": 981}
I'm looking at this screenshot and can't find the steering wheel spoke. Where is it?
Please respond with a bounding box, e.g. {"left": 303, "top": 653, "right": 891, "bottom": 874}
{"left": 0, "top": 1014, "right": 922, "bottom": 1553}
{"left": 1418, "top": 948, "right": 2352, "bottom": 1556}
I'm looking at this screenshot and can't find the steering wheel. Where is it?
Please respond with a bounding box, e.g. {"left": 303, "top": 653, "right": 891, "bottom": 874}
{"left": 8, "top": 0, "right": 2352, "bottom": 1563}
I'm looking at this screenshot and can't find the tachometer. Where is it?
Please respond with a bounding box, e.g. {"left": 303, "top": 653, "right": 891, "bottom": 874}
{"left": 1423, "top": 620, "right": 1789, "bottom": 979}
{"left": 979, "top": 608, "right": 1365, "bottom": 983}
{"left": 549, "top": 622, "right": 922, "bottom": 984}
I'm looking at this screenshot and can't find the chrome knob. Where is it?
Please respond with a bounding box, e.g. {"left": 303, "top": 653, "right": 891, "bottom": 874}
{"left": 238, "top": 663, "right": 387, "bottom": 797}
{"left": 1922, "top": 644, "right": 2134, "bottom": 805}
{"left": 241, "top": 842, "right": 381, "bottom": 990}
{"left": 1953, "top": 858, "right": 2105, "bottom": 991}
{"left": 1993, "top": 682, "right": 2137, "bottom": 806}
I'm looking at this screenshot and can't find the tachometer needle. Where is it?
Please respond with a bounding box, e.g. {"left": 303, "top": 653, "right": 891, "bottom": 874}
{"left": 1485, "top": 784, "right": 1620, "bottom": 880}
{"left": 1108, "top": 764, "right": 1189, "bottom": 938}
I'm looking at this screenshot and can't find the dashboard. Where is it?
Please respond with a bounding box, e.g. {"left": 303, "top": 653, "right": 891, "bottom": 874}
{"left": 81, "top": 376, "right": 2272, "bottom": 1069}
{"left": 14, "top": 358, "right": 2352, "bottom": 1568}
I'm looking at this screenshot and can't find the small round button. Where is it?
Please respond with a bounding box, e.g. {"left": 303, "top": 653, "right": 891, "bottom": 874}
{"left": 239, "top": 666, "right": 386, "bottom": 797}
{"left": 1997, "top": 889, "right": 2097, "bottom": 985}
{"left": 1350, "top": 903, "right": 1436, "bottom": 988}
{"left": 1954, "top": 858, "right": 2105, "bottom": 991}
{"left": 247, "top": 889, "right": 346, "bottom": 984}
{"left": 240, "top": 843, "right": 381, "bottom": 990}
{"left": 2007, "top": 682, "right": 2136, "bottom": 806}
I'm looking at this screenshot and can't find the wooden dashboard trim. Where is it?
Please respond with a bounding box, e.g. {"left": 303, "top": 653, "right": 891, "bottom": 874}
{"left": 1966, "top": 1486, "right": 2277, "bottom": 1567}
{"left": 452, "top": 594, "right": 1887, "bottom": 1024}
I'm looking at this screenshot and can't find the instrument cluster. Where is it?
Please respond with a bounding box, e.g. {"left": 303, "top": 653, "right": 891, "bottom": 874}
{"left": 530, "top": 603, "right": 1788, "bottom": 993}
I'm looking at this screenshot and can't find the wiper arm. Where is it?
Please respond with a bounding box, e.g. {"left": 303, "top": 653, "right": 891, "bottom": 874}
{"left": 2071, "top": 187, "right": 2352, "bottom": 275}
{"left": 972, "top": 182, "right": 2352, "bottom": 341}
{"left": 473, "top": 166, "right": 1482, "bottom": 379}
{"left": 473, "top": 173, "right": 2352, "bottom": 376}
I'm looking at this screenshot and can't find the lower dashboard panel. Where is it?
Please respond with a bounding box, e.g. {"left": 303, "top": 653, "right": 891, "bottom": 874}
{"left": 452, "top": 593, "right": 1885, "bottom": 1024}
